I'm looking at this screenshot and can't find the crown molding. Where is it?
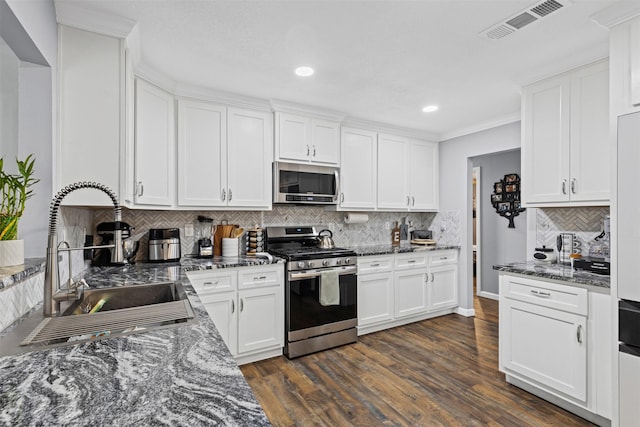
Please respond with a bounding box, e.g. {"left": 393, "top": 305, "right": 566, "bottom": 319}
{"left": 54, "top": 1, "right": 136, "bottom": 38}
{"left": 341, "top": 117, "right": 439, "bottom": 141}
{"left": 270, "top": 99, "right": 347, "bottom": 122}
{"left": 591, "top": 1, "right": 640, "bottom": 29}
{"left": 175, "top": 83, "right": 272, "bottom": 112}
{"left": 439, "top": 112, "right": 521, "bottom": 142}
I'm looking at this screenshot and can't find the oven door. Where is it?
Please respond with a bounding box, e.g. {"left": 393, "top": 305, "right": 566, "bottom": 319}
{"left": 287, "top": 266, "right": 357, "bottom": 341}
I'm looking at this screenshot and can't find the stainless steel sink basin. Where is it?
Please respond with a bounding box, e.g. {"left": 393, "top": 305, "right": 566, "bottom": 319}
{"left": 18, "top": 282, "right": 195, "bottom": 350}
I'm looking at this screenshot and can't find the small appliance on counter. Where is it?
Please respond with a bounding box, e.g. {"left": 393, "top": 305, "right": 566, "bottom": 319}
{"left": 196, "top": 216, "right": 214, "bottom": 258}
{"left": 92, "top": 222, "right": 138, "bottom": 266}
{"left": 573, "top": 215, "right": 610, "bottom": 275}
{"left": 148, "top": 228, "right": 181, "bottom": 262}
{"left": 410, "top": 229, "right": 436, "bottom": 245}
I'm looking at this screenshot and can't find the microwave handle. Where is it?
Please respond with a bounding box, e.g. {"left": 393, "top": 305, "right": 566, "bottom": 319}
{"left": 334, "top": 170, "right": 340, "bottom": 202}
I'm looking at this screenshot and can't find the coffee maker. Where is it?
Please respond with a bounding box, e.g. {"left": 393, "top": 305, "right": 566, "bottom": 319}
{"left": 92, "top": 222, "right": 137, "bottom": 266}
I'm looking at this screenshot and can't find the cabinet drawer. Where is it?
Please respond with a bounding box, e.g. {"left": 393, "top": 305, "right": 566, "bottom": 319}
{"left": 358, "top": 256, "right": 393, "bottom": 274}
{"left": 187, "top": 271, "right": 237, "bottom": 294}
{"left": 429, "top": 250, "right": 458, "bottom": 266}
{"left": 502, "top": 274, "right": 588, "bottom": 316}
{"left": 395, "top": 253, "right": 428, "bottom": 270}
{"left": 238, "top": 267, "right": 282, "bottom": 289}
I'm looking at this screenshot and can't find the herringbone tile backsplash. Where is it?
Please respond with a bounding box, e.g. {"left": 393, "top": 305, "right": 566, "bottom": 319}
{"left": 94, "top": 206, "right": 437, "bottom": 260}
{"left": 536, "top": 207, "right": 610, "bottom": 254}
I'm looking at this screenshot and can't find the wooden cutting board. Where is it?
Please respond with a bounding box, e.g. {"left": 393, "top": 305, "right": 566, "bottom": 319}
{"left": 410, "top": 239, "right": 437, "bottom": 246}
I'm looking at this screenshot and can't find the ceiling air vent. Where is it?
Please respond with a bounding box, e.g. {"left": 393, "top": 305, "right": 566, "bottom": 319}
{"left": 480, "top": 0, "right": 572, "bottom": 40}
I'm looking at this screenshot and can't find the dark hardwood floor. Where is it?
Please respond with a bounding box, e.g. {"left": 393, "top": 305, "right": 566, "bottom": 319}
{"left": 241, "top": 296, "right": 594, "bottom": 426}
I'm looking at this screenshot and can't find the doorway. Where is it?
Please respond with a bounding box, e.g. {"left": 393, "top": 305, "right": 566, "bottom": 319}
{"left": 472, "top": 167, "right": 481, "bottom": 297}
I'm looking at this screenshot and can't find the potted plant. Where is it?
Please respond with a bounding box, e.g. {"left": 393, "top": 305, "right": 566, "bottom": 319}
{"left": 0, "top": 154, "right": 39, "bottom": 267}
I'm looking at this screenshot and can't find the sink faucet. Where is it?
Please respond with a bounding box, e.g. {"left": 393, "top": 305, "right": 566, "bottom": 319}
{"left": 43, "top": 182, "right": 124, "bottom": 317}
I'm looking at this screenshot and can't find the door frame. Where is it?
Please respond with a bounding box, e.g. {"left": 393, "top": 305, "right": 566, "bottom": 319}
{"left": 473, "top": 167, "right": 483, "bottom": 296}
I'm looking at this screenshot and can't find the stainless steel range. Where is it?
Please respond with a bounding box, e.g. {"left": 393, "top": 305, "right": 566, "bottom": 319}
{"left": 266, "top": 226, "right": 357, "bottom": 358}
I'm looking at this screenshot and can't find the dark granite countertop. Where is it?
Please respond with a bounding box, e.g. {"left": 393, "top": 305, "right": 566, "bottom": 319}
{"left": 352, "top": 244, "right": 460, "bottom": 257}
{"left": 0, "top": 258, "right": 45, "bottom": 290}
{"left": 493, "top": 261, "right": 610, "bottom": 289}
{"left": 0, "top": 262, "right": 273, "bottom": 426}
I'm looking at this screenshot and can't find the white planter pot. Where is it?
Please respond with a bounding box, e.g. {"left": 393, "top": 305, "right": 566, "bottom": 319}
{"left": 0, "top": 240, "right": 24, "bottom": 267}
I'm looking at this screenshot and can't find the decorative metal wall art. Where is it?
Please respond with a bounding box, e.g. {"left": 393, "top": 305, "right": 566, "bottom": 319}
{"left": 491, "top": 173, "right": 526, "bottom": 228}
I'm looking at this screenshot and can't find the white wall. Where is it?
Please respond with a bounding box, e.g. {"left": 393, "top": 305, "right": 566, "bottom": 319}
{"left": 439, "top": 121, "right": 521, "bottom": 310}
{"left": 4, "top": 0, "right": 57, "bottom": 67}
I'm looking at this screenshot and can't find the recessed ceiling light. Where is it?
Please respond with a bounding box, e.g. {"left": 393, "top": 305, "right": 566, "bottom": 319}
{"left": 422, "top": 105, "right": 439, "bottom": 113}
{"left": 295, "top": 66, "right": 315, "bottom": 77}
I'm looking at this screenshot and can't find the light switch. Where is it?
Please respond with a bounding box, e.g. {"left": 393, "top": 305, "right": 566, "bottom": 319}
{"left": 184, "top": 223, "right": 194, "bottom": 237}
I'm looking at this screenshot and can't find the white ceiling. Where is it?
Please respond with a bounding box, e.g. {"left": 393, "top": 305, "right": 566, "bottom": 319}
{"left": 55, "top": 0, "right": 619, "bottom": 140}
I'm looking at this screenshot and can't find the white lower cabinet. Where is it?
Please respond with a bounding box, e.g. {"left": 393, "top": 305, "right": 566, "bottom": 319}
{"left": 499, "top": 273, "right": 611, "bottom": 424}
{"left": 187, "top": 264, "right": 284, "bottom": 365}
{"left": 357, "top": 250, "right": 458, "bottom": 335}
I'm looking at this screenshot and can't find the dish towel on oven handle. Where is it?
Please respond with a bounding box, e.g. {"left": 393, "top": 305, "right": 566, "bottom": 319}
{"left": 319, "top": 270, "right": 340, "bottom": 306}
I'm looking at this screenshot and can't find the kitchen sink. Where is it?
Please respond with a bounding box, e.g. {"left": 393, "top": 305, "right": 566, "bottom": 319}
{"left": 17, "top": 282, "right": 195, "bottom": 351}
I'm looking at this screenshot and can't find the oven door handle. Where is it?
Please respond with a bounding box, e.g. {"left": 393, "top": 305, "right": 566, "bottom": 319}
{"left": 289, "top": 266, "right": 357, "bottom": 281}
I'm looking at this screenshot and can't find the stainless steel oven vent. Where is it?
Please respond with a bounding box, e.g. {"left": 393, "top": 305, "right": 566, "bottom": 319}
{"left": 480, "top": 0, "right": 571, "bottom": 40}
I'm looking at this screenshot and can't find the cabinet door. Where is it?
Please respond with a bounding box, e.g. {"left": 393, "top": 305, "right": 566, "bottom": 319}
{"left": 358, "top": 272, "right": 394, "bottom": 327}
{"left": 277, "top": 112, "right": 310, "bottom": 162}
{"left": 238, "top": 286, "right": 283, "bottom": 354}
{"left": 58, "top": 26, "right": 122, "bottom": 206}
{"left": 227, "top": 108, "right": 273, "bottom": 208}
{"left": 134, "top": 79, "right": 176, "bottom": 206}
{"left": 340, "top": 128, "right": 377, "bottom": 209}
{"left": 177, "top": 99, "right": 226, "bottom": 206}
{"left": 427, "top": 264, "right": 458, "bottom": 311}
{"left": 522, "top": 75, "right": 571, "bottom": 204}
{"left": 501, "top": 298, "right": 587, "bottom": 401}
{"left": 377, "top": 134, "right": 410, "bottom": 210}
{"left": 409, "top": 140, "right": 439, "bottom": 211}
{"left": 199, "top": 291, "right": 238, "bottom": 355}
{"left": 310, "top": 119, "right": 340, "bottom": 165}
{"left": 569, "top": 61, "right": 610, "bottom": 203}
{"left": 394, "top": 269, "right": 428, "bottom": 319}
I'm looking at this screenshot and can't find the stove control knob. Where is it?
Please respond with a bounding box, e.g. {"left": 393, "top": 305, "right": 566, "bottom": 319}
{"left": 307, "top": 261, "right": 314, "bottom": 268}
{"left": 297, "top": 261, "right": 305, "bottom": 269}
{"left": 344, "top": 258, "right": 351, "bottom": 264}
{"left": 336, "top": 259, "right": 343, "bottom": 265}
{"left": 322, "top": 260, "right": 330, "bottom": 267}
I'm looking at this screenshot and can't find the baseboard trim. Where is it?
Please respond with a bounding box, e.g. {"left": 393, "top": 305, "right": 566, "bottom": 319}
{"left": 456, "top": 307, "right": 475, "bottom": 317}
{"left": 478, "top": 291, "right": 499, "bottom": 301}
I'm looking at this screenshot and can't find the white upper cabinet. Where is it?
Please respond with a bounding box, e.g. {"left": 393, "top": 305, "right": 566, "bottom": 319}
{"left": 177, "top": 99, "right": 272, "bottom": 209}
{"left": 226, "top": 107, "right": 273, "bottom": 209}
{"left": 275, "top": 111, "right": 340, "bottom": 165}
{"left": 134, "top": 79, "right": 176, "bottom": 207}
{"left": 339, "top": 127, "right": 377, "bottom": 210}
{"left": 377, "top": 134, "right": 439, "bottom": 211}
{"left": 177, "top": 99, "right": 226, "bottom": 206}
{"left": 58, "top": 26, "right": 123, "bottom": 206}
{"left": 522, "top": 60, "right": 609, "bottom": 206}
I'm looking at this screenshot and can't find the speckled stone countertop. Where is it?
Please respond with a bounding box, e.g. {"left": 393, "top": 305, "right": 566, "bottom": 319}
{"left": 493, "top": 261, "right": 610, "bottom": 289}
{"left": 0, "top": 258, "right": 45, "bottom": 290}
{"left": 0, "top": 261, "right": 274, "bottom": 426}
{"left": 352, "top": 244, "right": 460, "bottom": 256}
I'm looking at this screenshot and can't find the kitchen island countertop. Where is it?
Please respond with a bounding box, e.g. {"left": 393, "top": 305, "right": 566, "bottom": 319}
{"left": 493, "top": 261, "right": 610, "bottom": 289}
{"left": 0, "top": 261, "right": 273, "bottom": 426}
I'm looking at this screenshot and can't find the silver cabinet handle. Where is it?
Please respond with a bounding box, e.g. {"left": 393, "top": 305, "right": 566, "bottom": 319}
{"left": 306, "top": 145, "right": 310, "bottom": 156}
{"left": 571, "top": 178, "right": 577, "bottom": 194}
{"left": 431, "top": 273, "right": 435, "bottom": 282}
{"left": 340, "top": 193, "right": 344, "bottom": 203}
{"left": 228, "top": 189, "right": 232, "bottom": 202}
{"left": 407, "top": 259, "right": 416, "bottom": 264}
{"left": 424, "top": 273, "right": 428, "bottom": 283}
{"left": 531, "top": 289, "right": 551, "bottom": 297}
{"left": 137, "top": 181, "right": 144, "bottom": 197}
{"left": 222, "top": 189, "right": 226, "bottom": 201}
{"left": 312, "top": 145, "right": 316, "bottom": 156}
{"left": 231, "top": 299, "right": 235, "bottom": 314}
{"left": 370, "top": 263, "right": 380, "bottom": 267}
{"left": 334, "top": 170, "right": 340, "bottom": 202}
{"left": 254, "top": 276, "right": 267, "bottom": 280}
{"left": 412, "top": 196, "right": 415, "bottom": 206}
{"left": 203, "top": 281, "right": 218, "bottom": 287}
{"left": 407, "top": 196, "right": 411, "bottom": 206}
{"left": 562, "top": 179, "right": 567, "bottom": 195}
{"left": 577, "top": 325, "right": 582, "bottom": 343}
{"left": 240, "top": 298, "right": 244, "bottom": 312}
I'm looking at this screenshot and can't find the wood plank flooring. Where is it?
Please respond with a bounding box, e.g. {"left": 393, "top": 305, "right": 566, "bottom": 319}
{"left": 240, "top": 297, "right": 594, "bottom": 426}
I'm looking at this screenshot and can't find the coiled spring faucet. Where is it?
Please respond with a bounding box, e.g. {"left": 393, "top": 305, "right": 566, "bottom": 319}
{"left": 43, "top": 182, "right": 124, "bottom": 317}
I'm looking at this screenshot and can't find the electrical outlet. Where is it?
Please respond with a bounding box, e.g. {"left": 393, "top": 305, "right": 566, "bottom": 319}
{"left": 184, "top": 223, "right": 194, "bottom": 237}
{"left": 385, "top": 222, "right": 391, "bottom": 230}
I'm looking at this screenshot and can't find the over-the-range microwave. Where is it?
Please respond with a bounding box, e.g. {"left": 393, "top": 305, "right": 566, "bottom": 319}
{"left": 273, "top": 161, "right": 339, "bottom": 205}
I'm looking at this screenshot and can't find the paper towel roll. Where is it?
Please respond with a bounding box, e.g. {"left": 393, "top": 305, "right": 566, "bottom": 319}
{"left": 344, "top": 213, "right": 369, "bottom": 224}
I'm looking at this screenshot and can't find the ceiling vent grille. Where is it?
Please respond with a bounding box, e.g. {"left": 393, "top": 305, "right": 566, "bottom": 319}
{"left": 480, "top": 0, "right": 572, "bottom": 40}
